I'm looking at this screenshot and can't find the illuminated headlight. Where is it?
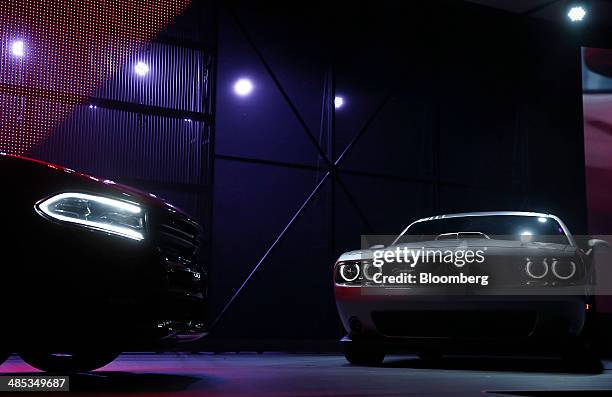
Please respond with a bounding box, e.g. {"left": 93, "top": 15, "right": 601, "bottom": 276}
{"left": 335, "top": 261, "right": 361, "bottom": 284}
{"left": 552, "top": 259, "right": 577, "bottom": 280}
{"left": 361, "top": 261, "right": 380, "bottom": 281}
{"left": 339, "top": 262, "right": 360, "bottom": 282}
{"left": 525, "top": 257, "right": 548, "bottom": 279}
{"left": 524, "top": 257, "right": 579, "bottom": 282}
{"left": 36, "top": 192, "right": 145, "bottom": 241}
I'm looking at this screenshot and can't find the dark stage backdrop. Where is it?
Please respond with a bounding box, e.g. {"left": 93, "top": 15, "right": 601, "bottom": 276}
{"left": 209, "top": 1, "right": 587, "bottom": 342}
{"left": 0, "top": 1, "right": 588, "bottom": 344}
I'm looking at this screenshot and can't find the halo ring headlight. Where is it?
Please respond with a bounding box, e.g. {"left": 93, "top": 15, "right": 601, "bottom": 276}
{"left": 526, "top": 258, "right": 548, "bottom": 279}
{"left": 362, "top": 261, "right": 380, "bottom": 281}
{"left": 339, "top": 263, "right": 360, "bottom": 282}
{"left": 552, "top": 260, "right": 576, "bottom": 280}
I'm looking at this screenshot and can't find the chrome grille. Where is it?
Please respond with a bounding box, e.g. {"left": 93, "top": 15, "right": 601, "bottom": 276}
{"left": 156, "top": 210, "right": 201, "bottom": 262}
{"left": 154, "top": 208, "right": 205, "bottom": 298}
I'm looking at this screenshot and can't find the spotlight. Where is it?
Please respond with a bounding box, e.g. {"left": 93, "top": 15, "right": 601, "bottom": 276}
{"left": 233, "top": 78, "right": 254, "bottom": 96}
{"left": 11, "top": 40, "right": 24, "bottom": 57}
{"left": 334, "top": 96, "right": 344, "bottom": 109}
{"left": 567, "top": 6, "right": 586, "bottom": 22}
{"left": 134, "top": 61, "right": 149, "bottom": 76}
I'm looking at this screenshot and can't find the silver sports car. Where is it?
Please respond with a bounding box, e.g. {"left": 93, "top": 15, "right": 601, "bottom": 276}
{"left": 334, "top": 211, "right": 603, "bottom": 367}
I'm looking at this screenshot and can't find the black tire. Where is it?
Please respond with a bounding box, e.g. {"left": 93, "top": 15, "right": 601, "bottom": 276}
{"left": 343, "top": 344, "right": 385, "bottom": 366}
{"left": 19, "top": 352, "right": 120, "bottom": 373}
{"left": 563, "top": 353, "right": 603, "bottom": 373}
{"left": 562, "top": 341, "right": 603, "bottom": 373}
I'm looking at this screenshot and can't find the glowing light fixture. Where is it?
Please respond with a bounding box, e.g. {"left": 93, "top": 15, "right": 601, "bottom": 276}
{"left": 11, "top": 40, "right": 24, "bottom": 57}
{"left": 134, "top": 61, "right": 150, "bottom": 76}
{"left": 537, "top": 217, "right": 547, "bottom": 223}
{"left": 568, "top": 6, "right": 586, "bottom": 22}
{"left": 37, "top": 192, "right": 145, "bottom": 241}
{"left": 234, "top": 78, "right": 254, "bottom": 96}
{"left": 334, "top": 96, "right": 344, "bottom": 109}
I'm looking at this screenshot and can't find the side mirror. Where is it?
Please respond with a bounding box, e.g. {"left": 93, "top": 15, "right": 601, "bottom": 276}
{"left": 369, "top": 244, "right": 385, "bottom": 250}
{"left": 586, "top": 239, "right": 611, "bottom": 255}
{"left": 588, "top": 239, "right": 611, "bottom": 248}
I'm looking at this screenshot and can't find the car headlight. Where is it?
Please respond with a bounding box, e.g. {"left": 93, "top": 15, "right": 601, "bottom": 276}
{"left": 525, "top": 257, "right": 548, "bottom": 279}
{"left": 339, "top": 262, "right": 360, "bottom": 282}
{"left": 551, "top": 258, "right": 577, "bottom": 280}
{"left": 36, "top": 192, "right": 145, "bottom": 241}
{"left": 524, "top": 257, "right": 580, "bottom": 283}
{"left": 335, "top": 261, "right": 361, "bottom": 284}
{"left": 361, "top": 261, "right": 380, "bottom": 281}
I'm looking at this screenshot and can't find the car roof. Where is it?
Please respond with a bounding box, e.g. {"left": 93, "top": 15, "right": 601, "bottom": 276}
{"left": 393, "top": 211, "right": 575, "bottom": 246}
{"left": 413, "top": 211, "right": 553, "bottom": 224}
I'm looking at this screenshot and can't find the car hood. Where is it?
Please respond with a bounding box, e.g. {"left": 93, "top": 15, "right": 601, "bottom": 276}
{"left": 338, "top": 238, "right": 576, "bottom": 261}
{"left": 3, "top": 154, "right": 191, "bottom": 217}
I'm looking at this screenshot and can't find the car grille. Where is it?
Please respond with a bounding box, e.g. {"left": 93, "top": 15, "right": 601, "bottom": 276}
{"left": 157, "top": 211, "right": 201, "bottom": 261}
{"left": 153, "top": 208, "right": 206, "bottom": 301}
{"left": 372, "top": 310, "right": 537, "bottom": 338}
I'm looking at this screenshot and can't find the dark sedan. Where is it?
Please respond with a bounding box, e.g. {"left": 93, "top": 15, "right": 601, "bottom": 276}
{"left": 0, "top": 153, "right": 207, "bottom": 372}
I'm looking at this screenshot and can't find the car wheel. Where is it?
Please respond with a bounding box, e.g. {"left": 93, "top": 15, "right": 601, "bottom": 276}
{"left": 564, "top": 353, "right": 603, "bottom": 373}
{"left": 19, "top": 352, "right": 120, "bottom": 373}
{"left": 343, "top": 344, "right": 385, "bottom": 366}
{"left": 562, "top": 342, "right": 603, "bottom": 373}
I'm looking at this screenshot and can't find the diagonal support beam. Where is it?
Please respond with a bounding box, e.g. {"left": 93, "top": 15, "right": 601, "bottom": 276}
{"left": 229, "top": 8, "right": 334, "bottom": 169}
{"left": 334, "top": 92, "right": 394, "bottom": 168}
{"left": 210, "top": 13, "right": 396, "bottom": 331}
{"left": 334, "top": 173, "right": 377, "bottom": 234}
{"left": 325, "top": 92, "right": 394, "bottom": 235}
{"left": 209, "top": 172, "right": 331, "bottom": 330}
{"left": 520, "top": 0, "right": 563, "bottom": 16}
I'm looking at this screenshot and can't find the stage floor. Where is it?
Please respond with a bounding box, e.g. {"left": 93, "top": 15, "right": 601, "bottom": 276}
{"left": 2, "top": 353, "right": 612, "bottom": 396}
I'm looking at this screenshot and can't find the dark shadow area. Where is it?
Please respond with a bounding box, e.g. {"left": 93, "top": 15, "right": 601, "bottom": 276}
{"left": 0, "top": 371, "right": 218, "bottom": 393}
{"left": 381, "top": 355, "right": 605, "bottom": 375}
{"left": 491, "top": 391, "right": 612, "bottom": 396}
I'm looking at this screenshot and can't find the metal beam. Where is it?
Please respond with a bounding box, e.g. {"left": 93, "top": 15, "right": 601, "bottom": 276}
{"left": 228, "top": 8, "right": 334, "bottom": 169}
{"left": 334, "top": 93, "right": 394, "bottom": 168}
{"left": 215, "top": 153, "right": 519, "bottom": 193}
{"left": 215, "top": 153, "right": 326, "bottom": 172}
{"left": 88, "top": 97, "right": 213, "bottom": 123}
{"left": 209, "top": 172, "right": 331, "bottom": 330}
{"left": 0, "top": 82, "right": 213, "bottom": 123}
{"left": 334, "top": 174, "right": 377, "bottom": 234}
{"left": 520, "top": 0, "right": 564, "bottom": 16}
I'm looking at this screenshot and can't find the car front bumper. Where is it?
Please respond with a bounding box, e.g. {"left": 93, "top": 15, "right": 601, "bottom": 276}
{"left": 4, "top": 206, "right": 208, "bottom": 351}
{"left": 335, "top": 286, "right": 588, "bottom": 350}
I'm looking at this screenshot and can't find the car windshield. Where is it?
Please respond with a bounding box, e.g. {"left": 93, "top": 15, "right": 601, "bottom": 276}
{"left": 396, "top": 215, "right": 570, "bottom": 245}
